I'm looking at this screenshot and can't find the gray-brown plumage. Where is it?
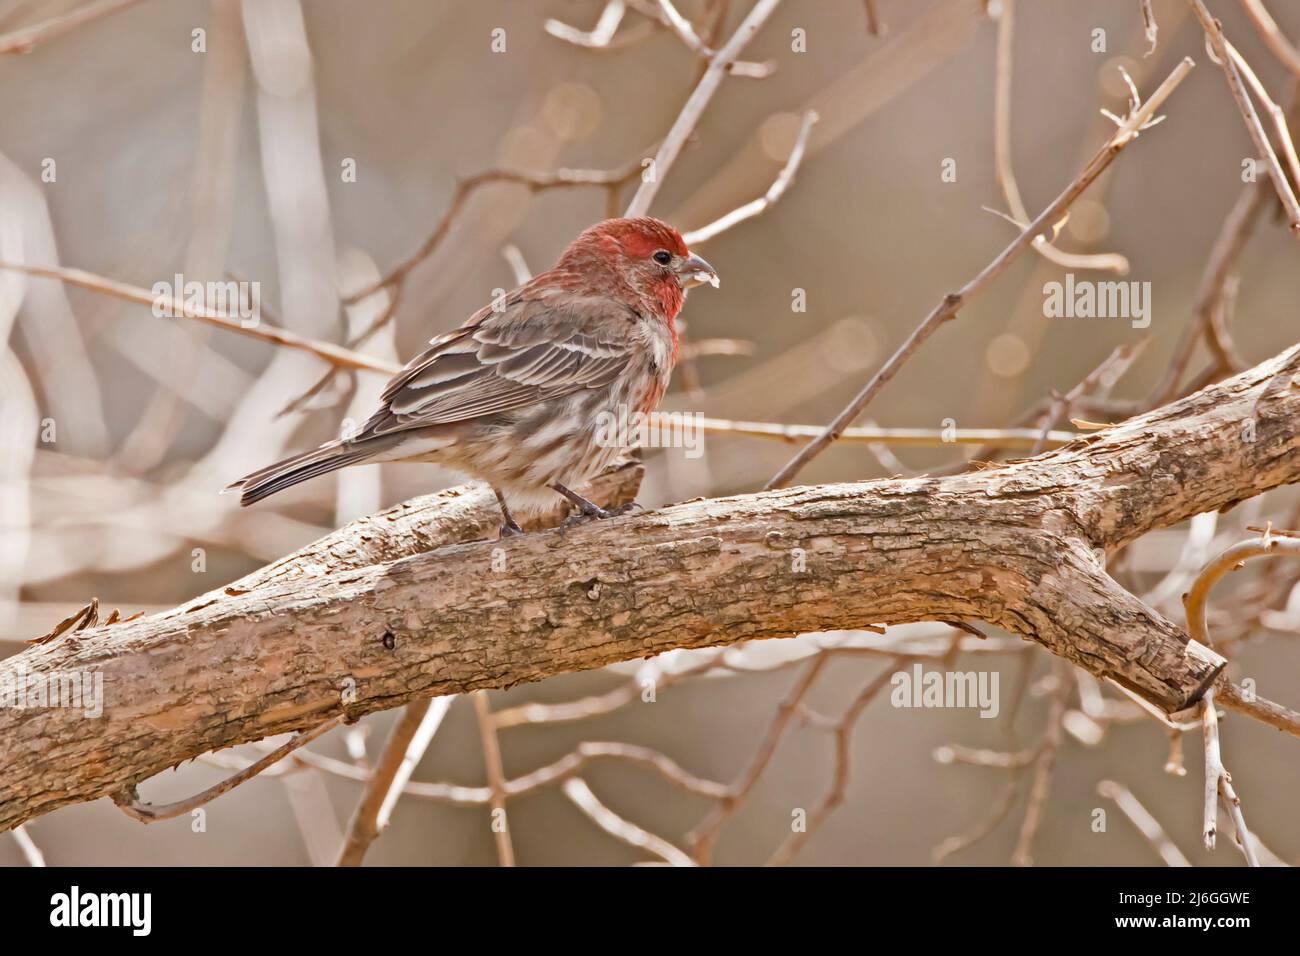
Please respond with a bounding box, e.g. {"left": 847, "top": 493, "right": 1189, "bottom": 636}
{"left": 226, "top": 217, "right": 718, "bottom": 535}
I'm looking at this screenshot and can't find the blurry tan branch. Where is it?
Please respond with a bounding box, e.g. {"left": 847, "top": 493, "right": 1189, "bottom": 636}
{"left": 649, "top": 0, "right": 774, "bottom": 77}
{"left": 994, "top": 0, "right": 1130, "bottom": 274}
{"left": 1182, "top": 530, "right": 1300, "bottom": 845}
{"left": 1148, "top": 177, "right": 1271, "bottom": 407}
{"left": 334, "top": 697, "right": 451, "bottom": 866}
{"left": 345, "top": 163, "right": 647, "bottom": 306}
{"left": 682, "top": 109, "right": 818, "bottom": 245}
{"left": 0, "top": 262, "right": 1083, "bottom": 452}
{"left": 1189, "top": 0, "right": 1300, "bottom": 234}
{"left": 1140, "top": 0, "right": 1159, "bottom": 56}
{"left": 764, "top": 57, "right": 1195, "bottom": 490}
{"left": 863, "top": 0, "right": 884, "bottom": 37}
{"left": 543, "top": 0, "right": 771, "bottom": 75}
{"left": 0, "top": 262, "right": 395, "bottom": 375}
{"left": 111, "top": 716, "right": 345, "bottom": 823}
{"left": 4, "top": 344, "right": 1300, "bottom": 830}
{"left": 1240, "top": 0, "right": 1300, "bottom": 78}
{"left": 625, "top": 0, "right": 784, "bottom": 217}
{"left": 1096, "top": 780, "right": 1191, "bottom": 866}
{"left": 0, "top": 0, "right": 143, "bottom": 55}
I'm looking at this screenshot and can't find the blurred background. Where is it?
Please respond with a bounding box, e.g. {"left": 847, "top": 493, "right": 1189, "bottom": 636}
{"left": 1, "top": 0, "right": 1298, "bottom": 865}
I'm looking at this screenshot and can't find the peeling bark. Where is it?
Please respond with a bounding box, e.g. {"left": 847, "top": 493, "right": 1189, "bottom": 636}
{"left": 1, "top": 345, "right": 1297, "bottom": 832}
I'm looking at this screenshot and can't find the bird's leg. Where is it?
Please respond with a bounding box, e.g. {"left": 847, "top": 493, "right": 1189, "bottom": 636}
{"left": 552, "top": 482, "right": 640, "bottom": 527}
{"left": 494, "top": 487, "right": 524, "bottom": 539}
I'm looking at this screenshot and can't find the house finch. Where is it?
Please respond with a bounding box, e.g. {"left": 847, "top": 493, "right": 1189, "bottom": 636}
{"left": 227, "top": 217, "right": 718, "bottom": 536}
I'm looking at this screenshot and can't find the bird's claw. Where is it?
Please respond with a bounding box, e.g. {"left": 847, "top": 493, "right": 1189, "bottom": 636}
{"left": 559, "top": 500, "right": 642, "bottom": 531}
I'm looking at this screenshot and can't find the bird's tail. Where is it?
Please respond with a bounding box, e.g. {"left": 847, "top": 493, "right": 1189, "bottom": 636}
{"left": 224, "top": 441, "right": 373, "bottom": 506}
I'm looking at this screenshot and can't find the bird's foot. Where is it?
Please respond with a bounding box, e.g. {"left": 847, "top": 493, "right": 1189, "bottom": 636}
{"left": 498, "top": 519, "right": 524, "bottom": 539}
{"left": 553, "top": 483, "right": 642, "bottom": 530}
{"left": 555, "top": 490, "right": 643, "bottom": 530}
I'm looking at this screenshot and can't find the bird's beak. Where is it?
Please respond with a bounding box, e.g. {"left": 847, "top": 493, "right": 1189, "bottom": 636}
{"left": 676, "top": 252, "right": 719, "bottom": 289}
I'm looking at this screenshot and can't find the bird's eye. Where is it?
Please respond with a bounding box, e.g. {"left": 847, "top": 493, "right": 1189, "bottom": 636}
{"left": 652, "top": 250, "right": 672, "bottom": 265}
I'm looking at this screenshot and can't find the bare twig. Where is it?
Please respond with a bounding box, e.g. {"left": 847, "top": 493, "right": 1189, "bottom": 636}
{"left": 765, "top": 57, "right": 1195, "bottom": 489}
{"left": 1201, "top": 689, "right": 1259, "bottom": 864}
{"left": 0, "top": 261, "right": 397, "bottom": 375}
{"left": 1189, "top": 0, "right": 1300, "bottom": 234}
{"left": 1096, "top": 780, "right": 1190, "bottom": 866}
{"left": 1148, "top": 179, "right": 1270, "bottom": 406}
{"left": 686, "top": 652, "right": 831, "bottom": 863}
{"left": 651, "top": 0, "right": 773, "bottom": 76}
{"left": 472, "top": 691, "right": 515, "bottom": 866}
{"left": 1011, "top": 661, "right": 1070, "bottom": 866}
{"left": 765, "top": 662, "right": 900, "bottom": 865}
{"left": 348, "top": 162, "right": 646, "bottom": 305}
{"left": 335, "top": 698, "right": 452, "bottom": 866}
{"left": 10, "top": 826, "right": 45, "bottom": 866}
{"left": 625, "top": 0, "right": 784, "bottom": 217}
{"left": 0, "top": 0, "right": 144, "bottom": 55}
{"left": 1031, "top": 340, "right": 1147, "bottom": 454}
{"left": 864, "top": 0, "right": 884, "bottom": 37}
{"left": 682, "top": 110, "right": 819, "bottom": 244}
{"left": 1140, "top": 0, "right": 1159, "bottom": 56}
{"left": 561, "top": 778, "right": 696, "bottom": 865}
{"left": 112, "top": 716, "right": 344, "bottom": 824}
{"left": 1239, "top": 0, "right": 1300, "bottom": 78}
{"left": 995, "top": 0, "right": 1130, "bottom": 274}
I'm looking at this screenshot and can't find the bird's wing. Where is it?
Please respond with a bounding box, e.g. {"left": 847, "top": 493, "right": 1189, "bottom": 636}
{"left": 360, "top": 289, "right": 637, "bottom": 437}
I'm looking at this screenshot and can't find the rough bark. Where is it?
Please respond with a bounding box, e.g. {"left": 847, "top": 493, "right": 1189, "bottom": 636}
{"left": 1, "top": 345, "right": 1298, "bottom": 832}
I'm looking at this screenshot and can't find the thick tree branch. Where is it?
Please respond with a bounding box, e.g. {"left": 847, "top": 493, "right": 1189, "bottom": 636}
{"left": 2, "top": 345, "right": 1299, "bottom": 831}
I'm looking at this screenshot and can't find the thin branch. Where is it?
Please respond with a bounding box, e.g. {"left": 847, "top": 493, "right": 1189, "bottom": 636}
{"left": 995, "top": 0, "right": 1130, "bottom": 274}
{"left": 10, "top": 826, "right": 45, "bottom": 867}
{"left": 686, "top": 652, "right": 831, "bottom": 863}
{"left": 0, "top": 261, "right": 397, "bottom": 375}
{"left": 111, "top": 716, "right": 344, "bottom": 824}
{"left": 1096, "top": 780, "right": 1190, "bottom": 866}
{"left": 683, "top": 110, "right": 819, "bottom": 244}
{"left": 544, "top": 0, "right": 630, "bottom": 49}
{"left": 1011, "top": 661, "right": 1070, "bottom": 866}
{"left": 1216, "top": 681, "right": 1300, "bottom": 737}
{"left": 1184, "top": 534, "right": 1300, "bottom": 651}
{"left": 335, "top": 698, "right": 452, "bottom": 866}
{"left": 348, "top": 162, "right": 647, "bottom": 304}
{"left": 1239, "top": 0, "right": 1300, "bottom": 78}
{"left": 650, "top": 0, "right": 773, "bottom": 77}
{"left": 1201, "top": 689, "right": 1259, "bottom": 864}
{"left": 864, "top": 0, "right": 884, "bottom": 37}
{"left": 1226, "top": 41, "right": 1300, "bottom": 209}
{"left": 690, "top": 415, "right": 1079, "bottom": 448}
{"left": 765, "top": 661, "right": 900, "bottom": 866}
{"left": 0, "top": 0, "right": 144, "bottom": 55}
{"left": 1031, "top": 340, "right": 1146, "bottom": 454}
{"left": 1140, "top": 0, "right": 1159, "bottom": 56}
{"left": 765, "top": 57, "right": 1196, "bottom": 489}
{"left": 1189, "top": 0, "right": 1300, "bottom": 234}
{"left": 561, "top": 778, "right": 696, "bottom": 865}
{"left": 1148, "top": 178, "right": 1270, "bottom": 406}
{"left": 625, "top": 0, "right": 784, "bottom": 217}
{"left": 472, "top": 691, "right": 515, "bottom": 867}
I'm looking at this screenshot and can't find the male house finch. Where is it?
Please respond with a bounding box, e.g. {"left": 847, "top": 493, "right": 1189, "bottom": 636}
{"left": 227, "top": 217, "right": 718, "bottom": 536}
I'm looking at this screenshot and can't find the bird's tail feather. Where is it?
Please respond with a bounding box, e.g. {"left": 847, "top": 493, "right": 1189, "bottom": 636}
{"left": 224, "top": 442, "right": 372, "bottom": 506}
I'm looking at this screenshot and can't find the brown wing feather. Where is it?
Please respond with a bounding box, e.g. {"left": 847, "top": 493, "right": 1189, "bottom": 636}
{"left": 360, "top": 289, "right": 637, "bottom": 438}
